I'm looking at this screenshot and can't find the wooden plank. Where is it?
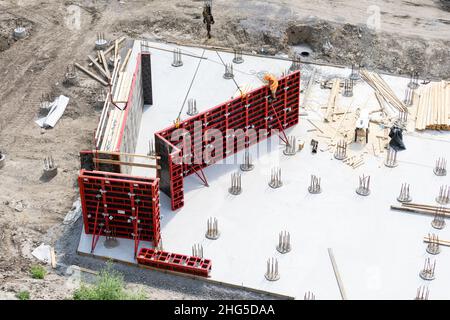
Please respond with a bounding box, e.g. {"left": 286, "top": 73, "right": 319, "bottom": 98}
{"left": 74, "top": 63, "right": 108, "bottom": 86}
{"left": 93, "top": 150, "right": 160, "bottom": 160}
{"left": 50, "top": 247, "right": 56, "bottom": 269}
{"left": 87, "top": 55, "right": 109, "bottom": 79}
{"left": 93, "top": 158, "right": 161, "bottom": 169}
{"left": 100, "top": 50, "right": 111, "bottom": 80}
{"left": 120, "top": 49, "right": 132, "bottom": 73}
{"left": 390, "top": 205, "right": 450, "bottom": 218}
{"left": 328, "top": 248, "right": 347, "bottom": 300}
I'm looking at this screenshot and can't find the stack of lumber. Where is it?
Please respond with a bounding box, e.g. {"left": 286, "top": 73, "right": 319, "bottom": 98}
{"left": 415, "top": 81, "right": 450, "bottom": 131}
{"left": 75, "top": 36, "right": 127, "bottom": 86}
{"left": 360, "top": 69, "right": 408, "bottom": 113}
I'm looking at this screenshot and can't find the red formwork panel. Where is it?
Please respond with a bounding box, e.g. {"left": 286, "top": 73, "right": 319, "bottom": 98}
{"left": 78, "top": 170, "right": 161, "bottom": 255}
{"left": 137, "top": 247, "right": 212, "bottom": 277}
{"left": 155, "top": 71, "right": 300, "bottom": 210}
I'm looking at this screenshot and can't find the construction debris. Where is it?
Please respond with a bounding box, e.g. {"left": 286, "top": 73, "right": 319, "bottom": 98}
{"left": 360, "top": 69, "right": 408, "bottom": 113}
{"left": 31, "top": 243, "right": 52, "bottom": 265}
{"left": 35, "top": 95, "right": 70, "bottom": 128}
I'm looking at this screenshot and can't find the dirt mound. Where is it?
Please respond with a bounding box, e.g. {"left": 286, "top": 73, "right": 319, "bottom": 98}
{"left": 285, "top": 19, "right": 450, "bottom": 79}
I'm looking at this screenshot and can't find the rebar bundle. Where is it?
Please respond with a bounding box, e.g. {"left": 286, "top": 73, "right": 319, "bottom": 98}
{"left": 232, "top": 49, "right": 244, "bottom": 64}
{"left": 308, "top": 175, "right": 322, "bottom": 194}
{"left": 397, "top": 183, "right": 411, "bottom": 203}
{"left": 276, "top": 231, "right": 291, "bottom": 254}
{"left": 192, "top": 244, "right": 204, "bottom": 258}
{"left": 334, "top": 140, "right": 347, "bottom": 160}
{"left": 431, "top": 208, "right": 446, "bottom": 230}
{"left": 205, "top": 217, "right": 220, "bottom": 240}
{"left": 419, "top": 258, "right": 436, "bottom": 281}
{"left": 426, "top": 233, "right": 440, "bottom": 255}
{"left": 13, "top": 19, "right": 26, "bottom": 39}
{"left": 408, "top": 71, "right": 419, "bottom": 90}
{"left": 265, "top": 258, "right": 280, "bottom": 281}
{"left": 268, "top": 167, "right": 282, "bottom": 189}
{"left": 223, "top": 63, "right": 234, "bottom": 79}
{"left": 384, "top": 147, "right": 398, "bottom": 168}
{"left": 403, "top": 87, "right": 413, "bottom": 106}
{"left": 304, "top": 291, "right": 316, "bottom": 300}
{"left": 289, "top": 54, "right": 301, "bottom": 72}
{"left": 436, "top": 185, "right": 450, "bottom": 205}
{"left": 342, "top": 79, "right": 353, "bottom": 97}
{"left": 398, "top": 110, "right": 408, "bottom": 125}
{"left": 148, "top": 139, "right": 156, "bottom": 157}
{"left": 44, "top": 156, "right": 56, "bottom": 170}
{"left": 415, "top": 286, "right": 429, "bottom": 300}
{"left": 95, "top": 32, "right": 107, "bottom": 50}
{"left": 349, "top": 64, "right": 360, "bottom": 81}
{"left": 240, "top": 150, "right": 254, "bottom": 171}
{"left": 187, "top": 98, "right": 198, "bottom": 116}
{"left": 64, "top": 64, "right": 78, "bottom": 85}
{"left": 356, "top": 174, "right": 370, "bottom": 196}
{"left": 283, "top": 136, "right": 297, "bottom": 156}
{"left": 171, "top": 48, "right": 183, "bottom": 67}
{"left": 434, "top": 158, "right": 447, "bottom": 176}
{"left": 228, "top": 172, "right": 242, "bottom": 195}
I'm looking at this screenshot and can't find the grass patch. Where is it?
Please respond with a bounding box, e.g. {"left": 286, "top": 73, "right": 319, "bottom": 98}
{"left": 30, "top": 265, "right": 46, "bottom": 279}
{"left": 16, "top": 291, "right": 30, "bottom": 300}
{"left": 73, "top": 264, "right": 147, "bottom": 300}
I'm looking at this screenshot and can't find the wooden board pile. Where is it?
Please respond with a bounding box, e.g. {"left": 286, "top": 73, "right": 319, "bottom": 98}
{"left": 360, "top": 69, "right": 408, "bottom": 114}
{"left": 415, "top": 81, "right": 450, "bottom": 131}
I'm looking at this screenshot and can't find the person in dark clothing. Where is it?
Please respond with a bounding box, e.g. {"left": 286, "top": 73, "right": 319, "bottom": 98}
{"left": 203, "top": 2, "right": 215, "bottom": 39}
{"left": 389, "top": 126, "right": 406, "bottom": 151}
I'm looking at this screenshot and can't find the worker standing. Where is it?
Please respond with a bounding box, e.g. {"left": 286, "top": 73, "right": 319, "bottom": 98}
{"left": 203, "top": 1, "right": 215, "bottom": 39}
{"left": 263, "top": 73, "right": 278, "bottom": 101}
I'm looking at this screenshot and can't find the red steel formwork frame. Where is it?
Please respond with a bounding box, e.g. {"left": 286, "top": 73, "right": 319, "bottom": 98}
{"left": 137, "top": 247, "right": 212, "bottom": 277}
{"left": 155, "top": 71, "right": 300, "bottom": 210}
{"left": 78, "top": 170, "right": 161, "bottom": 256}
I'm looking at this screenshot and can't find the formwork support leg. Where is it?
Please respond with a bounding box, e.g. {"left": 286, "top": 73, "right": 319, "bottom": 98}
{"left": 133, "top": 206, "right": 140, "bottom": 258}
{"left": 194, "top": 167, "right": 209, "bottom": 187}
{"left": 91, "top": 200, "right": 101, "bottom": 253}
{"left": 270, "top": 103, "right": 289, "bottom": 146}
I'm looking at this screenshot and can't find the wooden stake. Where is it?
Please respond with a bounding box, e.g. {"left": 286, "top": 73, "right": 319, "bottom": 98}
{"left": 74, "top": 63, "right": 108, "bottom": 86}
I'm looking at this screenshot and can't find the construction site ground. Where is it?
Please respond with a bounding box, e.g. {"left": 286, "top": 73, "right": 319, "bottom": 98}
{"left": 0, "top": 0, "right": 449, "bottom": 299}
